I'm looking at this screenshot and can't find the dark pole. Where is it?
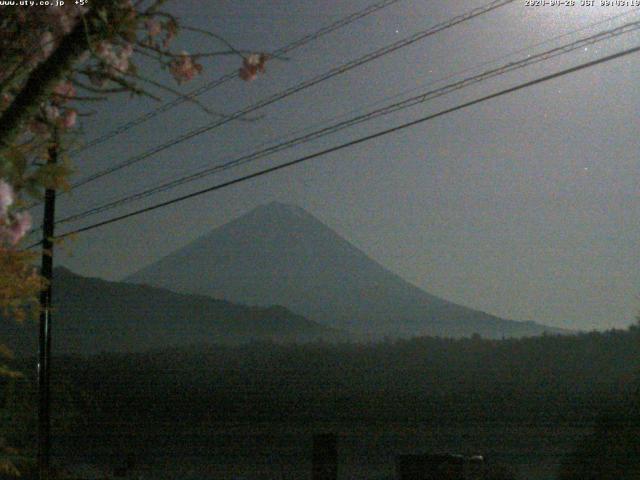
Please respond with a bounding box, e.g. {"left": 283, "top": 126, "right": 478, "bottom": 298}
{"left": 38, "top": 130, "right": 58, "bottom": 480}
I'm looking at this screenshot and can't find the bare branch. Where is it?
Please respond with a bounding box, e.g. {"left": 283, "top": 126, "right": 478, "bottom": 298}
{"left": 0, "top": 0, "right": 117, "bottom": 154}
{"left": 66, "top": 94, "right": 107, "bottom": 102}
{"left": 179, "top": 25, "right": 245, "bottom": 59}
{"left": 77, "top": 110, "right": 98, "bottom": 117}
{"left": 71, "top": 77, "right": 131, "bottom": 95}
{"left": 101, "top": 71, "right": 162, "bottom": 101}
{"left": 133, "top": 45, "right": 167, "bottom": 64}
{"left": 122, "top": 70, "right": 223, "bottom": 116}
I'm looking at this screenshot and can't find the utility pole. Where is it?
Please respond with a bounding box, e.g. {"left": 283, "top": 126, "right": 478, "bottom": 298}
{"left": 38, "top": 129, "right": 58, "bottom": 480}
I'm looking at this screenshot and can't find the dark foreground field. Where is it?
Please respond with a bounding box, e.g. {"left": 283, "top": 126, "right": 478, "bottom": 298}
{"left": 51, "top": 420, "right": 593, "bottom": 480}
{"left": 4, "top": 326, "right": 639, "bottom": 479}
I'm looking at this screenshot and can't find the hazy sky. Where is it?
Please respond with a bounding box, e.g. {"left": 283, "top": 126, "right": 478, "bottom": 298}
{"left": 49, "top": 0, "right": 640, "bottom": 331}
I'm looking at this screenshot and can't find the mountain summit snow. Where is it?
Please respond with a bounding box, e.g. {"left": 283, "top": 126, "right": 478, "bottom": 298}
{"left": 128, "top": 202, "right": 562, "bottom": 339}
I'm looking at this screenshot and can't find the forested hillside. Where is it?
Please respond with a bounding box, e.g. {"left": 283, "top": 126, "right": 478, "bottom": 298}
{"left": 4, "top": 327, "right": 638, "bottom": 433}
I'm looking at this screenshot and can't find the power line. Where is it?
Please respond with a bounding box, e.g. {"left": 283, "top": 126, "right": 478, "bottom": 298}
{"left": 67, "top": 0, "right": 517, "bottom": 192}
{"left": 24, "top": 0, "right": 406, "bottom": 217}
{"left": 56, "top": 17, "right": 640, "bottom": 226}
{"left": 71, "top": 0, "right": 404, "bottom": 156}
{"left": 47, "top": 42, "right": 640, "bottom": 243}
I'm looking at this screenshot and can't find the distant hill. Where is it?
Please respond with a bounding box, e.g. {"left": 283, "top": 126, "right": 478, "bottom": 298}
{"left": 128, "top": 202, "right": 565, "bottom": 339}
{"left": 0, "top": 267, "right": 341, "bottom": 356}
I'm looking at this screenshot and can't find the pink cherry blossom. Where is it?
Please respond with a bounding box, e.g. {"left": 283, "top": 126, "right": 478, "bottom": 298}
{"left": 59, "top": 109, "right": 77, "bottom": 129}
{"left": 0, "top": 213, "right": 31, "bottom": 246}
{"left": 111, "top": 44, "right": 134, "bottom": 73}
{"left": 37, "top": 31, "right": 55, "bottom": 62}
{"left": 7, "top": 212, "right": 31, "bottom": 245}
{"left": 122, "top": 44, "right": 134, "bottom": 57}
{"left": 96, "top": 41, "right": 114, "bottom": 61}
{"left": 239, "top": 66, "right": 257, "bottom": 82}
{"left": 0, "top": 181, "right": 29, "bottom": 245}
{"left": 246, "top": 54, "right": 265, "bottom": 69}
{"left": 44, "top": 104, "right": 60, "bottom": 123}
{"left": 97, "top": 42, "right": 119, "bottom": 71}
{"left": 53, "top": 81, "right": 76, "bottom": 103}
{"left": 239, "top": 53, "right": 267, "bottom": 82}
{"left": 169, "top": 52, "right": 202, "bottom": 84}
{"left": 110, "top": 58, "right": 129, "bottom": 76}
{"left": 46, "top": 4, "right": 87, "bottom": 34}
{"left": 0, "top": 180, "right": 14, "bottom": 218}
{"left": 97, "top": 42, "right": 134, "bottom": 76}
{"left": 1, "top": 93, "right": 12, "bottom": 110}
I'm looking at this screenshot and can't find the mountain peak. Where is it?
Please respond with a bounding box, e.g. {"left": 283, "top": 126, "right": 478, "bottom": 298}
{"left": 246, "top": 202, "right": 315, "bottom": 221}
{"left": 128, "top": 204, "right": 563, "bottom": 339}
{"left": 265, "top": 201, "right": 304, "bottom": 211}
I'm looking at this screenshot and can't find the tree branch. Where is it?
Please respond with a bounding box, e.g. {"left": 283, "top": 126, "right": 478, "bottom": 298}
{"left": 0, "top": 1, "right": 115, "bottom": 155}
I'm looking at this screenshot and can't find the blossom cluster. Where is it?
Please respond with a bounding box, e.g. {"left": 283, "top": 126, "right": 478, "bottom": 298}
{"left": 96, "top": 42, "right": 135, "bottom": 78}
{"left": 5, "top": 5, "right": 89, "bottom": 69}
{"left": 169, "top": 51, "right": 203, "bottom": 84}
{"left": 0, "top": 180, "right": 31, "bottom": 246}
{"left": 239, "top": 53, "right": 267, "bottom": 82}
{"left": 27, "top": 79, "right": 78, "bottom": 135}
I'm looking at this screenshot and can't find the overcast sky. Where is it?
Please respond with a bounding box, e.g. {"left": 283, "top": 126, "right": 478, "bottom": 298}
{"left": 49, "top": 0, "right": 640, "bottom": 331}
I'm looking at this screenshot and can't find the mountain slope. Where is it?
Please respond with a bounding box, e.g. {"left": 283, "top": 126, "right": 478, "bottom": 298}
{"left": 1, "top": 267, "right": 340, "bottom": 356}
{"left": 127, "top": 202, "right": 564, "bottom": 339}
